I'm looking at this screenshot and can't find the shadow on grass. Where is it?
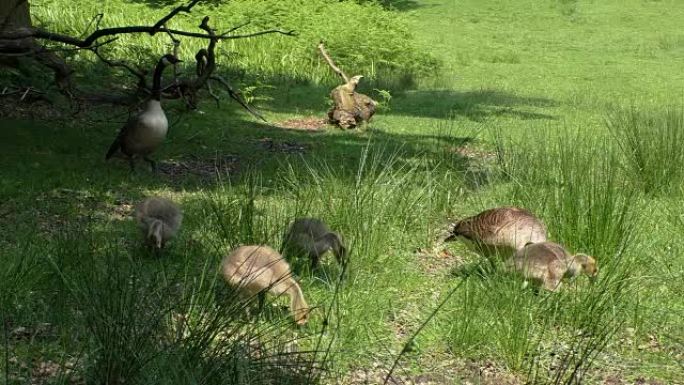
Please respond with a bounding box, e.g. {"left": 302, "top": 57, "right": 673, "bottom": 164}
{"left": 252, "top": 78, "right": 559, "bottom": 122}
{"left": 127, "top": 0, "right": 429, "bottom": 12}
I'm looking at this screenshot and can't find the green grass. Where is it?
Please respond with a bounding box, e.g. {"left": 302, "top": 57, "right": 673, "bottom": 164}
{"left": 2, "top": 0, "right": 684, "bottom": 384}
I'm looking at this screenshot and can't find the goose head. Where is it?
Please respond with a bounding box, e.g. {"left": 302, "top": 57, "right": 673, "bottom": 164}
{"left": 147, "top": 218, "right": 165, "bottom": 249}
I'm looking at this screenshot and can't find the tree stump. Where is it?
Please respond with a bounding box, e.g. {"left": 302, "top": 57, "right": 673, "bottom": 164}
{"left": 318, "top": 42, "right": 377, "bottom": 129}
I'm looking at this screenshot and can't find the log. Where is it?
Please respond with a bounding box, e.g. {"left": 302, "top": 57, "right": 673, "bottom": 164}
{"left": 318, "top": 42, "right": 377, "bottom": 129}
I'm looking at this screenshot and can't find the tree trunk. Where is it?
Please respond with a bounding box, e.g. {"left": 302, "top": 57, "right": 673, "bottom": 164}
{"left": 0, "top": 0, "right": 33, "bottom": 54}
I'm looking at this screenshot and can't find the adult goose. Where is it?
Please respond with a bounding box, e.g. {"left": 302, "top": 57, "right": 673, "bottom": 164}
{"left": 106, "top": 53, "right": 181, "bottom": 171}
{"left": 445, "top": 206, "right": 548, "bottom": 259}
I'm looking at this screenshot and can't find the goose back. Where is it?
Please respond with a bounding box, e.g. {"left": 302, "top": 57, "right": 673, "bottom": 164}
{"left": 448, "top": 207, "right": 547, "bottom": 257}
{"left": 221, "top": 245, "right": 309, "bottom": 325}
{"left": 135, "top": 197, "right": 182, "bottom": 246}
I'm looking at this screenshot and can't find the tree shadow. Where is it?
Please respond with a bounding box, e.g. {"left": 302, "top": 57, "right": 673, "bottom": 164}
{"left": 247, "top": 76, "right": 560, "bottom": 122}
{"left": 127, "top": 0, "right": 429, "bottom": 12}
{"left": 391, "top": 89, "right": 560, "bottom": 121}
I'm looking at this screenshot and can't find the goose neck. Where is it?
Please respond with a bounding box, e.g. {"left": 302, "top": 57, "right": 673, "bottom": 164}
{"left": 152, "top": 59, "right": 169, "bottom": 101}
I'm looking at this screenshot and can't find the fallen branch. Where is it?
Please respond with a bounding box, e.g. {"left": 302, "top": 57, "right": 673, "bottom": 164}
{"left": 318, "top": 42, "right": 376, "bottom": 129}
{"left": 317, "top": 41, "right": 348, "bottom": 83}
{"left": 209, "top": 75, "right": 266, "bottom": 122}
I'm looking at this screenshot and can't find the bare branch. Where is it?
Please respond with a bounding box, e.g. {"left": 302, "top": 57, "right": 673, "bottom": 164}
{"left": 80, "top": 13, "right": 104, "bottom": 38}
{"left": 206, "top": 81, "right": 220, "bottom": 107}
{"left": 224, "top": 21, "right": 251, "bottom": 35}
{"left": 91, "top": 44, "right": 148, "bottom": 89}
{"left": 151, "top": 0, "right": 202, "bottom": 33}
{"left": 219, "top": 28, "right": 296, "bottom": 40}
{"left": 0, "top": 25, "right": 295, "bottom": 48}
{"left": 318, "top": 41, "right": 349, "bottom": 83}
{"left": 209, "top": 75, "right": 266, "bottom": 122}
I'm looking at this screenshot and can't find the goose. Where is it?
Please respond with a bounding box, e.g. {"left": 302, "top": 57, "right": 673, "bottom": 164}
{"left": 134, "top": 196, "right": 182, "bottom": 249}
{"left": 221, "top": 245, "right": 309, "bottom": 325}
{"left": 282, "top": 217, "right": 347, "bottom": 269}
{"left": 105, "top": 53, "right": 181, "bottom": 171}
{"left": 507, "top": 241, "right": 598, "bottom": 292}
{"left": 444, "top": 206, "right": 547, "bottom": 259}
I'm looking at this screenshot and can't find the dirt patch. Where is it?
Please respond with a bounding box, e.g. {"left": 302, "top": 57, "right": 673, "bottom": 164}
{"left": 0, "top": 92, "right": 64, "bottom": 120}
{"left": 340, "top": 357, "right": 522, "bottom": 385}
{"left": 275, "top": 116, "right": 330, "bottom": 131}
{"left": 449, "top": 145, "right": 496, "bottom": 162}
{"left": 414, "top": 246, "right": 466, "bottom": 276}
{"left": 256, "top": 137, "right": 310, "bottom": 154}
{"left": 158, "top": 155, "right": 238, "bottom": 184}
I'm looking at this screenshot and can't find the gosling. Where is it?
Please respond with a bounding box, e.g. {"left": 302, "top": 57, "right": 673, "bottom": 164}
{"left": 105, "top": 54, "right": 181, "bottom": 171}
{"left": 507, "top": 241, "right": 598, "bottom": 292}
{"left": 221, "top": 245, "right": 309, "bottom": 325}
{"left": 134, "top": 196, "right": 182, "bottom": 250}
{"left": 444, "top": 206, "right": 548, "bottom": 259}
{"left": 282, "top": 218, "right": 347, "bottom": 269}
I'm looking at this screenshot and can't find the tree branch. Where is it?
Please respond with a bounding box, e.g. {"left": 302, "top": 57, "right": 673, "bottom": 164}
{"left": 91, "top": 44, "right": 148, "bottom": 89}
{"left": 1, "top": 26, "right": 296, "bottom": 48}
{"left": 318, "top": 41, "right": 349, "bottom": 83}
{"left": 151, "top": 0, "right": 202, "bottom": 33}
{"left": 209, "top": 75, "right": 266, "bottom": 122}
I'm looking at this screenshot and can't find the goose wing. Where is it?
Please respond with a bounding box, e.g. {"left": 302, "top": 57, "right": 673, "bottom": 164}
{"left": 105, "top": 115, "right": 137, "bottom": 159}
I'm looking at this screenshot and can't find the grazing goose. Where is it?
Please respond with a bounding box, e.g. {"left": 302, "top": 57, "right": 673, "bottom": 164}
{"left": 444, "top": 206, "right": 548, "bottom": 259}
{"left": 282, "top": 218, "right": 347, "bottom": 269}
{"left": 135, "top": 196, "right": 183, "bottom": 250}
{"left": 221, "top": 245, "right": 309, "bottom": 325}
{"left": 507, "top": 241, "right": 598, "bottom": 292}
{"left": 106, "top": 53, "right": 181, "bottom": 171}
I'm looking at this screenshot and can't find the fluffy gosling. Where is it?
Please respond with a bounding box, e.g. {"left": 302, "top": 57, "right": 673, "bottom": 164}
{"left": 445, "top": 206, "right": 548, "bottom": 258}
{"left": 507, "top": 241, "right": 598, "bottom": 292}
{"left": 221, "top": 245, "right": 309, "bottom": 325}
{"left": 282, "top": 218, "right": 347, "bottom": 269}
{"left": 134, "top": 196, "right": 182, "bottom": 250}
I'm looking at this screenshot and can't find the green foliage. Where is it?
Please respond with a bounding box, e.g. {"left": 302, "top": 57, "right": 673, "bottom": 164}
{"left": 4, "top": 0, "right": 684, "bottom": 383}
{"left": 607, "top": 105, "right": 684, "bottom": 195}
{"left": 476, "top": 129, "right": 644, "bottom": 381}
{"left": 30, "top": 0, "right": 439, "bottom": 88}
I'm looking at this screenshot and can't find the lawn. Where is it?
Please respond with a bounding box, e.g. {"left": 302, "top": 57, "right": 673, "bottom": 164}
{"left": 1, "top": 0, "right": 683, "bottom": 384}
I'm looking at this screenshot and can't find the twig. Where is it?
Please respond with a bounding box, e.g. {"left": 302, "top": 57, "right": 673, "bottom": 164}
{"left": 91, "top": 44, "right": 148, "bottom": 88}
{"left": 219, "top": 29, "right": 296, "bottom": 40}
{"left": 224, "top": 20, "right": 251, "bottom": 35}
{"left": 80, "top": 13, "right": 104, "bottom": 38}
{"left": 209, "top": 75, "right": 266, "bottom": 122}
{"left": 151, "top": 0, "right": 202, "bottom": 33}
{"left": 318, "top": 41, "right": 349, "bottom": 83}
{"left": 206, "top": 81, "right": 220, "bottom": 107}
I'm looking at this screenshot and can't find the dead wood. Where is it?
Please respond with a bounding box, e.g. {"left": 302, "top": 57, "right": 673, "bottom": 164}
{"left": 318, "top": 41, "right": 377, "bottom": 129}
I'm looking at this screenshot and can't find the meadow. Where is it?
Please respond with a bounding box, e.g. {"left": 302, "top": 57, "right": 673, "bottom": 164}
{"left": 1, "top": 0, "right": 683, "bottom": 384}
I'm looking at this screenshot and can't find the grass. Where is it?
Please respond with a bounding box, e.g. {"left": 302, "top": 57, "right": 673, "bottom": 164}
{"left": 2, "top": 0, "right": 684, "bottom": 384}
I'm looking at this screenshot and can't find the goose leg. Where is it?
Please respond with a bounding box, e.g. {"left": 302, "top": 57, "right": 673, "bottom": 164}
{"left": 309, "top": 252, "right": 320, "bottom": 269}
{"left": 257, "top": 291, "right": 266, "bottom": 312}
{"left": 128, "top": 157, "right": 136, "bottom": 173}
{"left": 144, "top": 156, "right": 157, "bottom": 173}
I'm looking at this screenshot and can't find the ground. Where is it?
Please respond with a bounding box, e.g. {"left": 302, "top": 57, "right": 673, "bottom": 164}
{"left": 1, "top": 0, "right": 684, "bottom": 384}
